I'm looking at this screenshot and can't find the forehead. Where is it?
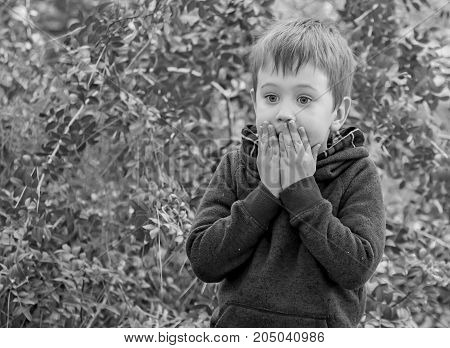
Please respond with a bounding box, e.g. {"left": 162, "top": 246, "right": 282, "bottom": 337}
{"left": 257, "top": 62, "right": 329, "bottom": 91}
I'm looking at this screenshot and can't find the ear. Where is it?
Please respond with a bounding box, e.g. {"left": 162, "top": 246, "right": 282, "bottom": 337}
{"left": 330, "top": 96, "right": 351, "bottom": 133}
{"left": 250, "top": 88, "right": 257, "bottom": 112}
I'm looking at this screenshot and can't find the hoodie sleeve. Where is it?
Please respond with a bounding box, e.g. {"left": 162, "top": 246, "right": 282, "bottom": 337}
{"left": 278, "top": 158, "right": 386, "bottom": 290}
{"left": 186, "top": 150, "right": 281, "bottom": 283}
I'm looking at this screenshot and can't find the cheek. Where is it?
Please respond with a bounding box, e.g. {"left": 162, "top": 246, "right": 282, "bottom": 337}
{"left": 305, "top": 129, "right": 319, "bottom": 144}
{"left": 255, "top": 104, "right": 277, "bottom": 121}
{"left": 302, "top": 124, "right": 329, "bottom": 145}
{"left": 256, "top": 102, "right": 270, "bottom": 114}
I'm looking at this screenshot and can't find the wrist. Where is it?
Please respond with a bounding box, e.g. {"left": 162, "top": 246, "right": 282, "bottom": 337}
{"left": 261, "top": 183, "right": 280, "bottom": 198}
{"left": 279, "top": 177, "right": 322, "bottom": 216}
{"left": 270, "top": 191, "right": 279, "bottom": 198}
{"left": 242, "top": 182, "right": 282, "bottom": 229}
{"left": 271, "top": 189, "right": 280, "bottom": 198}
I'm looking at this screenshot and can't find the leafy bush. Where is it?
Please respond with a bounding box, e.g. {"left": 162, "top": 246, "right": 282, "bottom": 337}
{"left": 339, "top": 0, "right": 450, "bottom": 327}
{"left": 0, "top": 0, "right": 448, "bottom": 327}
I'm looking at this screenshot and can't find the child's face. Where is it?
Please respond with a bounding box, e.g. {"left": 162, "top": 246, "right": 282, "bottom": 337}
{"left": 251, "top": 62, "right": 348, "bottom": 151}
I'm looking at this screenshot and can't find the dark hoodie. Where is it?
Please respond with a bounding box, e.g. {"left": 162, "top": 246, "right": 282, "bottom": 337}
{"left": 186, "top": 124, "right": 386, "bottom": 328}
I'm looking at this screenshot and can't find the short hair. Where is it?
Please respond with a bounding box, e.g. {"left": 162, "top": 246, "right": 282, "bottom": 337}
{"left": 249, "top": 18, "right": 357, "bottom": 111}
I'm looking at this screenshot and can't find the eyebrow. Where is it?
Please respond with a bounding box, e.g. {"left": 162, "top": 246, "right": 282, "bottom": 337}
{"left": 260, "top": 83, "right": 319, "bottom": 92}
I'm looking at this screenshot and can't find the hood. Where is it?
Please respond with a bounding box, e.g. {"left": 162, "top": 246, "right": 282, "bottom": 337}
{"left": 240, "top": 124, "right": 369, "bottom": 182}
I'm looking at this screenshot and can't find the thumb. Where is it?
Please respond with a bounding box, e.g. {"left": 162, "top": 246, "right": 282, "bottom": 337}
{"left": 312, "top": 144, "right": 321, "bottom": 161}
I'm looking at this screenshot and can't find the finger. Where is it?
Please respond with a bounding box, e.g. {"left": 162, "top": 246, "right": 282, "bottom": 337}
{"left": 288, "top": 120, "right": 302, "bottom": 153}
{"left": 268, "top": 124, "right": 277, "bottom": 154}
{"left": 282, "top": 122, "right": 293, "bottom": 154}
{"left": 258, "top": 124, "right": 266, "bottom": 151}
{"left": 279, "top": 132, "right": 287, "bottom": 157}
{"left": 257, "top": 125, "right": 263, "bottom": 155}
{"left": 298, "top": 127, "right": 311, "bottom": 154}
{"left": 312, "top": 144, "right": 321, "bottom": 162}
{"left": 269, "top": 125, "right": 279, "bottom": 157}
{"left": 261, "top": 122, "right": 269, "bottom": 153}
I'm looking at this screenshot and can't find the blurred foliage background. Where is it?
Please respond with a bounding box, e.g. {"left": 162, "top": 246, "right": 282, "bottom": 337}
{"left": 0, "top": 0, "right": 449, "bottom": 327}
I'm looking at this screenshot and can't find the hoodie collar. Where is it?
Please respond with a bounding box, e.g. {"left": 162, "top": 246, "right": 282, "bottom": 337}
{"left": 240, "top": 124, "right": 369, "bottom": 181}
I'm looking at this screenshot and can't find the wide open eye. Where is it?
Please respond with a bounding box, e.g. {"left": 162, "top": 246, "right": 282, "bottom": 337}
{"left": 264, "top": 94, "right": 279, "bottom": 104}
{"left": 297, "top": 96, "right": 312, "bottom": 105}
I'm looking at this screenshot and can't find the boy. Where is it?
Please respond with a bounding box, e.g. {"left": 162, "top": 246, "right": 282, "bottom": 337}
{"left": 186, "top": 18, "right": 386, "bottom": 328}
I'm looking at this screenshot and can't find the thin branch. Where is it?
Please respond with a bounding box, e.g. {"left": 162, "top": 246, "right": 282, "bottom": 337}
{"left": 99, "top": 144, "right": 130, "bottom": 178}
{"left": 416, "top": 229, "right": 450, "bottom": 250}
{"left": 45, "top": 25, "right": 87, "bottom": 45}
{"left": 429, "top": 139, "right": 449, "bottom": 159}
{"left": 77, "top": 116, "right": 122, "bottom": 154}
{"left": 157, "top": 209, "right": 163, "bottom": 296}
{"left": 391, "top": 289, "right": 414, "bottom": 308}
{"left": 354, "top": 4, "right": 379, "bottom": 24}
{"left": 88, "top": 43, "right": 108, "bottom": 88}
{"left": 210, "top": 81, "right": 234, "bottom": 142}
{"left": 7, "top": 289, "right": 10, "bottom": 328}
{"left": 14, "top": 186, "right": 27, "bottom": 209}
{"left": 125, "top": 39, "right": 152, "bottom": 71}
{"left": 87, "top": 293, "right": 108, "bottom": 328}
{"left": 36, "top": 104, "right": 85, "bottom": 213}
{"left": 177, "top": 277, "right": 198, "bottom": 301}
